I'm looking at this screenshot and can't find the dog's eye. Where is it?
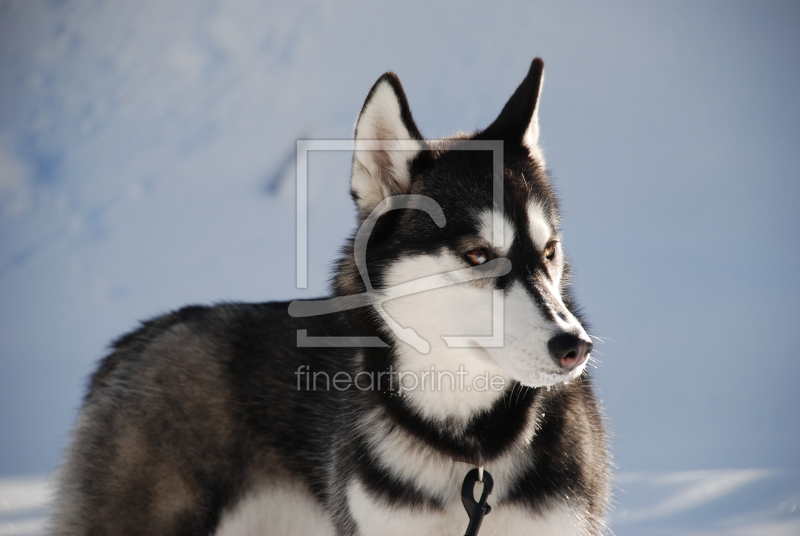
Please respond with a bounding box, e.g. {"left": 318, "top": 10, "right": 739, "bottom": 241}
{"left": 543, "top": 241, "right": 558, "bottom": 261}
{"left": 465, "top": 248, "right": 490, "bottom": 266}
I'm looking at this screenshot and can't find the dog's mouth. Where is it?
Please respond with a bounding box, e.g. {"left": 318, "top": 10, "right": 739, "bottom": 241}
{"left": 458, "top": 336, "right": 590, "bottom": 389}
{"left": 523, "top": 349, "right": 590, "bottom": 388}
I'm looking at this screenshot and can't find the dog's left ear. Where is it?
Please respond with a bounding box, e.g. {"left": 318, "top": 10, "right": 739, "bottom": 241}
{"left": 478, "top": 58, "right": 545, "bottom": 164}
{"left": 351, "top": 72, "right": 423, "bottom": 218}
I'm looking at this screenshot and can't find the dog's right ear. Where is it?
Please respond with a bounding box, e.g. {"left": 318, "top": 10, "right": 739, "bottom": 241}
{"left": 478, "top": 58, "right": 546, "bottom": 164}
{"left": 351, "top": 73, "right": 423, "bottom": 218}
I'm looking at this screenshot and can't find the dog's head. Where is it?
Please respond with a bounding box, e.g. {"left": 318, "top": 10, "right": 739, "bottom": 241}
{"left": 338, "top": 59, "right": 592, "bottom": 396}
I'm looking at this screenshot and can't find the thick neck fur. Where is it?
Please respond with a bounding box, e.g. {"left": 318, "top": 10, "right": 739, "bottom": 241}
{"left": 362, "top": 345, "right": 545, "bottom": 466}
{"left": 333, "top": 257, "right": 546, "bottom": 466}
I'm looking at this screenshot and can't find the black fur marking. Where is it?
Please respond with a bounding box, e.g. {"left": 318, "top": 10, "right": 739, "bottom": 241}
{"left": 502, "top": 374, "right": 608, "bottom": 534}
{"left": 360, "top": 349, "right": 539, "bottom": 463}
{"left": 349, "top": 433, "right": 445, "bottom": 510}
{"left": 506, "top": 235, "right": 559, "bottom": 323}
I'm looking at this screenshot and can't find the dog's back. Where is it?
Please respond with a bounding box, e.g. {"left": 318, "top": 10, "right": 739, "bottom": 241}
{"left": 50, "top": 303, "right": 349, "bottom": 535}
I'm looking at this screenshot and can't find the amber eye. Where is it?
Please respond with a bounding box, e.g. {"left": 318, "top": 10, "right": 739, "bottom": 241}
{"left": 543, "top": 241, "right": 558, "bottom": 261}
{"left": 465, "top": 248, "right": 490, "bottom": 266}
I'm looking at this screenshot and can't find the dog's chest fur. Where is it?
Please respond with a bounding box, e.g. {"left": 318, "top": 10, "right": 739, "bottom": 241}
{"left": 346, "top": 498, "right": 584, "bottom": 536}
{"left": 215, "top": 396, "right": 591, "bottom": 535}
{"left": 214, "top": 458, "right": 587, "bottom": 536}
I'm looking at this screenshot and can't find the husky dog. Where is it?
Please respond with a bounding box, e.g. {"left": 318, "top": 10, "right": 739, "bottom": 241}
{"left": 50, "top": 58, "right": 608, "bottom": 535}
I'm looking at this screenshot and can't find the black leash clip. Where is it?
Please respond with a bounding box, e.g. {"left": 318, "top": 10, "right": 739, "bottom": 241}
{"left": 461, "top": 468, "right": 493, "bottom": 536}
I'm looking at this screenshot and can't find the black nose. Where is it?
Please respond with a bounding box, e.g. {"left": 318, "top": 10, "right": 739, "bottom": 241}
{"left": 548, "top": 333, "right": 592, "bottom": 370}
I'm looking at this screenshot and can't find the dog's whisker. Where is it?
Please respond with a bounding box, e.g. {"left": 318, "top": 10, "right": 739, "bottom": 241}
{"left": 587, "top": 333, "right": 616, "bottom": 343}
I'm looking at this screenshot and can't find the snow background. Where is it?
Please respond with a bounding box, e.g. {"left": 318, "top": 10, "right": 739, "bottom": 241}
{"left": 1, "top": 0, "right": 799, "bottom": 534}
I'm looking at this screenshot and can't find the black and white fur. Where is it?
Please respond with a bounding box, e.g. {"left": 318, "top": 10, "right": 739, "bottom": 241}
{"left": 50, "top": 58, "right": 609, "bottom": 535}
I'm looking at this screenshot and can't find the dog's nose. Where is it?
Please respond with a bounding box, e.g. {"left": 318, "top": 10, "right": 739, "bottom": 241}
{"left": 548, "top": 333, "right": 592, "bottom": 370}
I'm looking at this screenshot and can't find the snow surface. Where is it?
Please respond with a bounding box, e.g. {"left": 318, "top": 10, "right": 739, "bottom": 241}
{"left": 1, "top": 472, "right": 799, "bottom": 535}
{"left": 1, "top": 0, "right": 799, "bottom": 533}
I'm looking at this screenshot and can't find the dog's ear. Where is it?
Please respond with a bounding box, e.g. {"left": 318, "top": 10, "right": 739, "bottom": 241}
{"left": 351, "top": 73, "right": 423, "bottom": 217}
{"left": 478, "top": 58, "right": 545, "bottom": 164}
